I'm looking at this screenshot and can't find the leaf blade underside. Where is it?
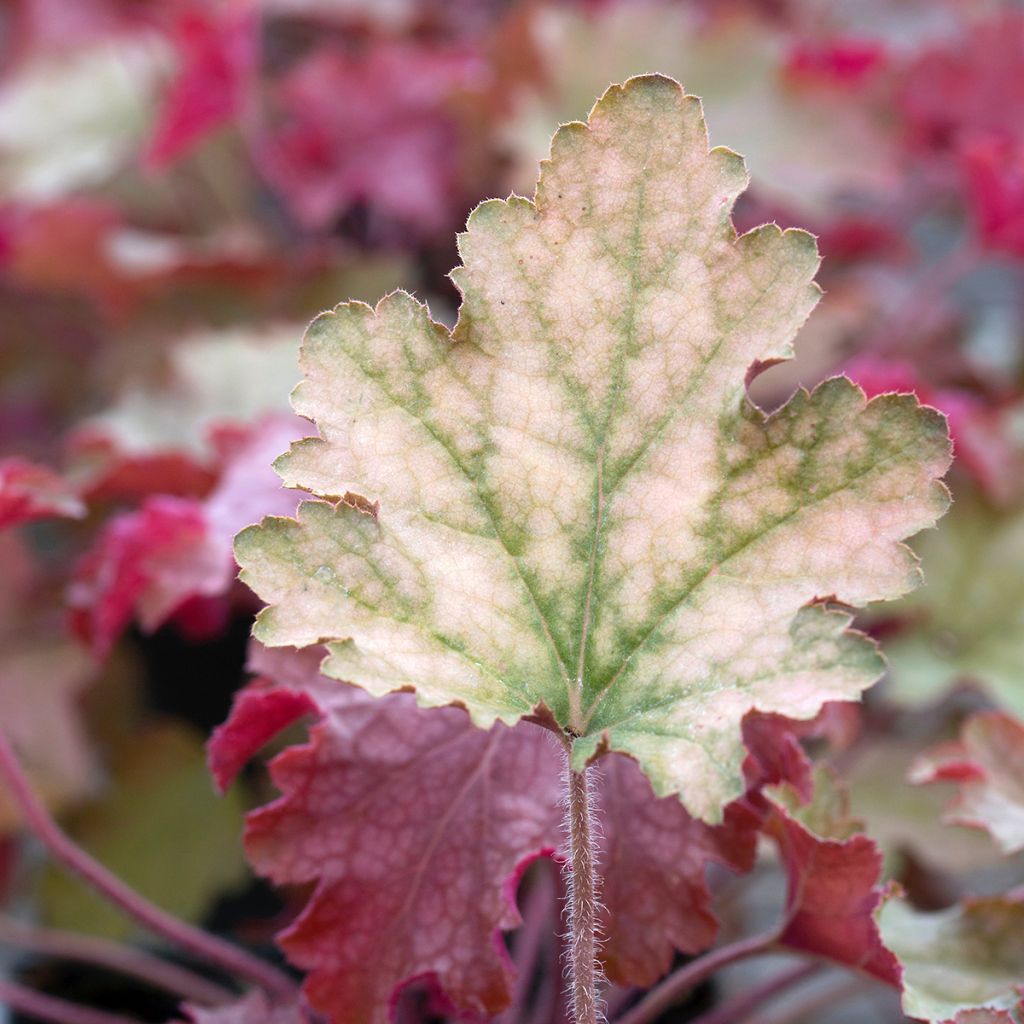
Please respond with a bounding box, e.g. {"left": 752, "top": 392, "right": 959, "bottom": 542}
{"left": 235, "top": 74, "right": 950, "bottom": 821}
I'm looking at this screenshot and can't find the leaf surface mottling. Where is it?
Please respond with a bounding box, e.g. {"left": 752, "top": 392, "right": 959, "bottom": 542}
{"left": 236, "top": 75, "right": 950, "bottom": 820}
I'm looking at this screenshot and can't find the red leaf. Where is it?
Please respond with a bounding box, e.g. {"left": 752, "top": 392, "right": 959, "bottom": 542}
{"left": 144, "top": 3, "right": 259, "bottom": 169}
{"left": 70, "top": 415, "right": 302, "bottom": 656}
{"left": 785, "top": 38, "right": 887, "bottom": 88}
{"left": 596, "top": 753, "right": 758, "bottom": 987}
{"left": 245, "top": 687, "right": 563, "bottom": 1022}
{"left": 0, "top": 457, "right": 83, "bottom": 529}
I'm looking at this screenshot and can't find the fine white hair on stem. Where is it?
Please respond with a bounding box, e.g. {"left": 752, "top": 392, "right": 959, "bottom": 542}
{"left": 560, "top": 754, "right": 607, "bottom": 1024}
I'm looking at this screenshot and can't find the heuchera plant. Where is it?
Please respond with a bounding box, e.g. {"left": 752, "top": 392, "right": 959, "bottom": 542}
{"left": 227, "top": 75, "right": 950, "bottom": 1023}
{"left": 12, "top": 18, "right": 1024, "bottom": 1017}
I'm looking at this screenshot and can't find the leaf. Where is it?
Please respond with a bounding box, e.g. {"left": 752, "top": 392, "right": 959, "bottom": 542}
{"left": 0, "top": 35, "right": 166, "bottom": 202}
{"left": 179, "top": 991, "right": 306, "bottom": 1024}
{"left": 257, "top": 41, "right": 483, "bottom": 233}
{"left": 230, "top": 678, "right": 563, "bottom": 1022}
{"left": 878, "top": 892, "right": 1024, "bottom": 1022}
{"left": 41, "top": 721, "right": 247, "bottom": 941}
{"left": 910, "top": 710, "right": 1024, "bottom": 854}
{"left": 143, "top": 4, "right": 258, "bottom": 169}
{"left": 0, "top": 534, "right": 98, "bottom": 826}
{"left": 213, "top": 643, "right": 775, "bottom": 1013}
{"left": 70, "top": 415, "right": 304, "bottom": 656}
{"left": 761, "top": 771, "right": 899, "bottom": 983}
{"left": 237, "top": 75, "right": 950, "bottom": 821}
{"left": 0, "top": 456, "right": 83, "bottom": 529}
{"left": 882, "top": 494, "right": 1024, "bottom": 717}
{"left": 595, "top": 753, "right": 758, "bottom": 987}
{"left": 71, "top": 327, "right": 302, "bottom": 500}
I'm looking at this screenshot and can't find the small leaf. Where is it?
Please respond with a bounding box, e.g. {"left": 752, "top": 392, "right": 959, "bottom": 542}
{"left": 911, "top": 710, "right": 1024, "bottom": 854}
{"left": 237, "top": 75, "right": 950, "bottom": 821}
{"left": 41, "top": 722, "right": 247, "bottom": 940}
{"left": 70, "top": 415, "right": 304, "bottom": 656}
{"left": 879, "top": 892, "right": 1024, "bottom": 1022}
{"left": 179, "top": 991, "right": 305, "bottom": 1024}
{"left": 0, "top": 457, "right": 84, "bottom": 529}
{"left": 761, "top": 772, "right": 899, "bottom": 983}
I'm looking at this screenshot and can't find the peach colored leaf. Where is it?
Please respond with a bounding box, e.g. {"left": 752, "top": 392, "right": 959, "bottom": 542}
{"left": 910, "top": 711, "right": 1024, "bottom": 855}
{"left": 236, "top": 74, "right": 950, "bottom": 822}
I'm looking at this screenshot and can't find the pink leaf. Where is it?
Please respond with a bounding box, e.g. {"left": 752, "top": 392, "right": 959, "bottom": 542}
{"left": 0, "top": 457, "right": 84, "bottom": 529}
{"left": 144, "top": 3, "right": 259, "bottom": 169}
{"left": 257, "top": 42, "right": 484, "bottom": 233}
{"left": 69, "top": 415, "right": 303, "bottom": 656}
{"left": 180, "top": 990, "right": 306, "bottom": 1024}
{"left": 961, "top": 133, "right": 1024, "bottom": 259}
{"left": 910, "top": 711, "right": 1024, "bottom": 854}
{"left": 761, "top": 800, "right": 899, "bottom": 984}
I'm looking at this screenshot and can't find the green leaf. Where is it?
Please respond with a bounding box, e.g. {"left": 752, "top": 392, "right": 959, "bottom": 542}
{"left": 236, "top": 75, "right": 950, "bottom": 822}
{"left": 883, "top": 493, "right": 1024, "bottom": 717}
{"left": 879, "top": 893, "right": 1024, "bottom": 1022}
{"left": 41, "top": 722, "right": 247, "bottom": 940}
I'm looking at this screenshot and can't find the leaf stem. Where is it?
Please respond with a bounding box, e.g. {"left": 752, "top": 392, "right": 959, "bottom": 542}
{"left": 0, "top": 913, "right": 236, "bottom": 1007}
{"left": 0, "top": 978, "right": 142, "bottom": 1024}
{"left": 0, "top": 729, "right": 297, "bottom": 1003}
{"left": 565, "top": 766, "right": 601, "bottom": 1024}
{"left": 686, "top": 962, "right": 822, "bottom": 1024}
{"left": 613, "top": 928, "right": 781, "bottom": 1024}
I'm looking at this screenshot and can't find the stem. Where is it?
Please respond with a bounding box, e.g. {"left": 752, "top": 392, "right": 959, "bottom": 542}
{"left": 0, "top": 978, "right": 142, "bottom": 1024}
{"left": 0, "top": 730, "right": 297, "bottom": 1002}
{"left": 0, "top": 913, "right": 236, "bottom": 1007}
{"left": 756, "top": 974, "right": 866, "bottom": 1024}
{"left": 614, "top": 929, "right": 781, "bottom": 1024}
{"left": 687, "top": 962, "right": 822, "bottom": 1024}
{"left": 565, "top": 766, "right": 600, "bottom": 1024}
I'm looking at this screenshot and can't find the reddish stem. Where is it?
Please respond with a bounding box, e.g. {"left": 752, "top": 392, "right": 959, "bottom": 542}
{"left": 613, "top": 929, "right": 781, "bottom": 1024}
{"left": 565, "top": 766, "right": 601, "bottom": 1024}
{"left": 0, "top": 730, "right": 297, "bottom": 1002}
{"left": 0, "top": 978, "right": 141, "bottom": 1024}
{"left": 0, "top": 913, "right": 236, "bottom": 1007}
{"left": 687, "top": 962, "right": 822, "bottom": 1024}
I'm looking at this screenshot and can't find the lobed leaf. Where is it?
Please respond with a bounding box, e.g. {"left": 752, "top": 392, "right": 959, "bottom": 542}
{"left": 236, "top": 74, "right": 950, "bottom": 820}
{"left": 879, "top": 893, "right": 1024, "bottom": 1023}
{"left": 911, "top": 710, "right": 1024, "bottom": 854}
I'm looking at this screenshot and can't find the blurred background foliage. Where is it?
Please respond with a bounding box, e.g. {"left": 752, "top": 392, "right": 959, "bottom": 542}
{"left": 3, "top": 0, "right": 1024, "bottom": 1019}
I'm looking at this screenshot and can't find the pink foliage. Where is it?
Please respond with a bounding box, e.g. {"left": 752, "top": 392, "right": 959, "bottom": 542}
{"left": 257, "top": 42, "right": 485, "bottom": 233}
{"left": 69, "top": 416, "right": 304, "bottom": 655}
{"left": 0, "top": 457, "right": 83, "bottom": 529}
{"left": 145, "top": 3, "right": 259, "bottom": 169}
